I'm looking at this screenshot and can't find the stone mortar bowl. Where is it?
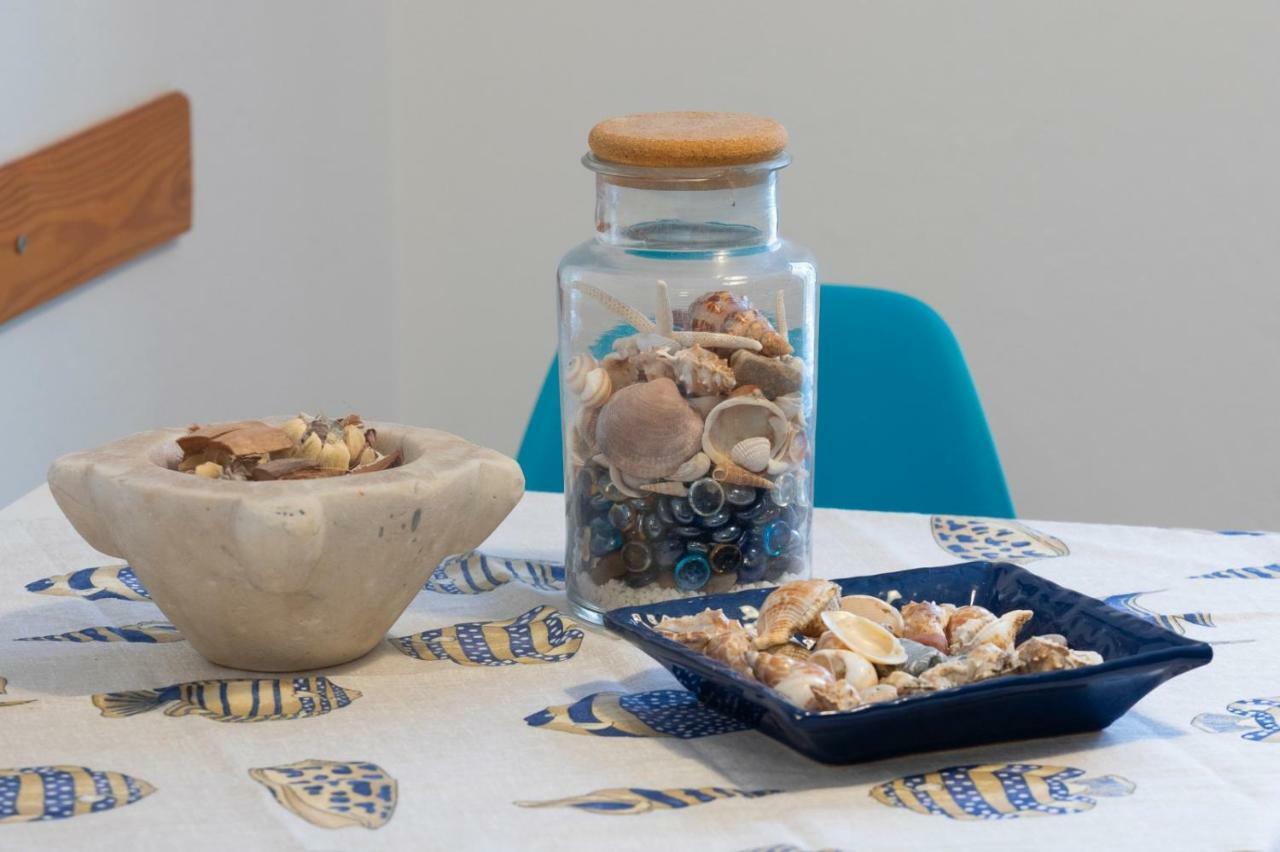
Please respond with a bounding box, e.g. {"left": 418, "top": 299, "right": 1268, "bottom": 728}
{"left": 47, "top": 420, "right": 524, "bottom": 672}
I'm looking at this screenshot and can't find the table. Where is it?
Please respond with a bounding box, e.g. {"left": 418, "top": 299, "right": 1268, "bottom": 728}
{"left": 1, "top": 486, "right": 1277, "bottom": 850}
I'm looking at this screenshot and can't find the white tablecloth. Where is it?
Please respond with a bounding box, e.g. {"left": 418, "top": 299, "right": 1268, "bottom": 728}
{"left": 1, "top": 486, "right": 1277, "bottom": 851}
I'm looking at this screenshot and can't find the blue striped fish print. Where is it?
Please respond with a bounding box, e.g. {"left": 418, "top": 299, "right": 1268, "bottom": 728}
{"left": 92, "top": 676, "right": 361, "bottom": 722}
{"left": 1192, "top": 697, "right": 1280, "bottom": 744}
{"left": 1102, "top": 590, "right": 1214, "bottom": 635}
{"left": 1191, "top": 563, "right": 1280, "bottom": 580}
{"left": 930, "top": 516, "right": 1069, "bottom": 562}
{"left": 525, "top": 689, "right": 750, "bottom": 738}
{"left": 423, "top": 551, "right": 565, "bottom": 595}
{"left": 870, "top": 764, "right": 1134, "bottom": 820}
{"left": 516, "top": 786, "right": 777, "bottom": 815}
{"left": 15, "top": 621, "right": 183, "bottom": 644}
{"left": 1, "top": 766, "right": 155, "bottom": 824}
{"left": 25, "top": 565, "right": 150, "bottom": 602}
{"left": 390, "top": 606, "right": 582, "bottom": 666}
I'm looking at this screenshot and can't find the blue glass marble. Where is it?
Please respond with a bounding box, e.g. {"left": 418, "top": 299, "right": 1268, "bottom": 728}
{"left": 724, "top": 485, "right": 757, "bottom": 507}
{"left": 766, "top": 555, "right": 804, "bottom": 581}
{"left": 688, "top": 478, "right": 726, "bottom": 517}
{"left": 640, "top": 512, "right": 667, "bottom": 541}
{"left": 769, "top": 471, "right": 798, "bottom": 508}
{"left": 589, "top": 517, "right": 623, "bottom": 556}
{"left": 669, "top": 497, "right": 696, "bottom": 525}
{"left": 672, "top": 525, "right": 704, "bottom": 539}
{"left": 602, "top": 480, "right": 627, "bottom": 502}
{"left": 697, "top": 506, "right": 732, "bottom": 529}
{"left": 711, "top": 523, "right": 745, "bottom": 543}
{"left": 738, "top": 537, "right": 768, "bottom": 581}
{"left": 652, "top": 538, "right": 685, "bottom": 568}
{"left": 657, "top": 498, "right": 676, "bottom": 525}
{"left": 608, "top": 502, "right": 635, "bottom": 532}
{"left": 686, "top": 541, "right": 710, "bottom": 555}
{"left": 589, "top": 493, "right": 612, "bottom": 517}
{"left": 621, "top": 541, "right": 651, "bottom": 573}
{"left": 709, "top": 543, "right": 743, "bottom": 575}
{"left": 625, "top": 566, "right": 659, "bottom": 588}
{"left": 762, "top": 520, "right": 796, "bottom": 557}
{"left": 673, "top": 553, "right": 712, "bottom": 591}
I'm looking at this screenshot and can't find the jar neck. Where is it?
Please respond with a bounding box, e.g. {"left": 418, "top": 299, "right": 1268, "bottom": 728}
{"left": 587, "top": 155, "right": 786, "bottom": 253}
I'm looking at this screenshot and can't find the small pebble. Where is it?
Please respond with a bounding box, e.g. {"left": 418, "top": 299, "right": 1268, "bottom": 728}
{"left": 673, "top": 553, "right": 712, "bottom": 591}
{"left": 608, "top": 502, "right": 635, "bottom": 531}
{"left": 765, "top": 555, "right": 804, "bottom": 581}
{"left": 687, "top": 478, "right": 726, "bottom": 517}
{"left": 588, "top": 493, "right": 612, "bottom": 516}
{"left": 588, "top": 552, "right": 627, "bottom": 585}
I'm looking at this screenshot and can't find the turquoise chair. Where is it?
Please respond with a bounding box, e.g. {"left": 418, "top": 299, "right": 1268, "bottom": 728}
{"left": 517, "top": 284, "right": 1014, "bottom": 517}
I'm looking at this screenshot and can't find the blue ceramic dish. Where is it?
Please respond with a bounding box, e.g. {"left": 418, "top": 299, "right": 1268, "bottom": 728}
{"left": 604, "top": 561, "right": 1213, "bottom": 764}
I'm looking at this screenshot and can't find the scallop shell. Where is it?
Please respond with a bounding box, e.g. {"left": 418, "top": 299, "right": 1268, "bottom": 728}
{"left": 702, "top": 395, "right": 790, "bottom": 470}
{"left": 811, "top": 679, "right": 863, "bottom": 712}
{"left": 754, "top": 579, "right": 841, "bottom": 649}
{"left": 839, "top": 595, "right": 905, "bottom": 637}
{"left": 580, "top": 367, "right": 612, "bottom": 409}
{"left": 818, "top": 611, "right": 908, "bottom": 666}
{"left": 670, "top": 452, "right": 711, "bottom": 482}
{"left": 712, "top": 462, "right": 775, "bottom": 490}
{"left": 729, "top": 437, "right": 772, "bottom": 473}
{"left": 639, "top": 481, "right": 688, "bottom": 497}
{"left": 565, "top": 353, "right": 596, "bottom": 396}
{"left": 596, "top": 378, "right": 704, "bottom": 480}
{"left": 809, "top": 648, "right": 879, "bottom": 691}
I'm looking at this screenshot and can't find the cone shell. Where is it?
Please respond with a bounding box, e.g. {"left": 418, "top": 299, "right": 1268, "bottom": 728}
{"left": 712, "top": 462, "right": 775, "bottom": 490}
{"left": 565, "top": 353, "right": 597, "bottom": 396}
{"left": 754, "top": 579, "right": 841, "bottom": 649}
{"left": 819, "top": 611, "right": 908, "bottom": 666}
{"left": 839, "top": 595, "right": 905, "bottom": 637}
{"left": 729, "top": 437, "right": 772, "bottom": 473}
{"left": 702, "top": 395, "right": 789, "bottom": 470}
{"left": 596, "top": 378, "right": 704, "bottom": 480}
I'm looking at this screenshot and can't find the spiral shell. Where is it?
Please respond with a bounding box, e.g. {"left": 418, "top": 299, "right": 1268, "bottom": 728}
{"left": 565, "top": 353, "right": 597, "bottom": 396}
{"left": 712, "top": 462, "right": 775, "bottom": 490}
{"left": 689, "top": 290, "right": 792, "bottom": 357}
{"left": 729, "top": 437, "right": 772, "bottom": 473}
{"left": 579, "top": 368, "right": 612, "bottom": 409}
{"left": 595, "top": 378, "right": 704, "bottom": 480}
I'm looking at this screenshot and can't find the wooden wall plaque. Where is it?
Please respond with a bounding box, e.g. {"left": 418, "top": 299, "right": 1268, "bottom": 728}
{"left": 0, "top": 92, "right": 192, "bottom": 327}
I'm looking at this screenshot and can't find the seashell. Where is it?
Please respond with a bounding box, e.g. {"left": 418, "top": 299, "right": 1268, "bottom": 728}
{"left": 728, "top": 350, "right": 804, "bottom": 399}
{"left": 670, "top": 452, "right": 711, "bottom": 482}
{"left": 917, "top": 642, "right": 1013, "bottom": 690}
{"left": 565, "top": 353, "right": 597, "bottom": 396}
{"left": 773, "top": 392, "right": 804, "bottom": 423}
{"left": 655, "top": 280, "right": 674, "bottom": 336}
{"left": 655, "top": 345, "right": 736, "bottom": 396}
{"left": 751, "top": 651, "right": 803, "bottom": 687}
{"left": 756, "top": 658, "right": 833, "bottom": 711}
{"left": 704, "top": 629, "right": 757, "bottom": 678}
{"left": 579, "top": 367, "right": 612, "bottom": 409}
{"left": 702, "top": 395, "right": 789, "bottom": 470}
{"left": 945, "top": 605, "right": 996, "bottom": 653}
{"left": 809, "top": 648, "right": 878, "bottom": 691}
{"left": 819, "top": 611, "right": 908, "bottom": 666}
{"left": 754, "top": 579, "right": 841, "bottom": 649}
{"left": 685, "top": 396, "right": 721, "bottom": 419}
{"left": 600, "top": 353, "right": 638, "bottom": 392}
{"left": 965, "top": 609, "right": 1033, "bottom": 653}
{"left": 766, "top": 641, "right": 813, "bottom": 662}
{"left": 596, "top": 378, "right": 704, "bottom": 480}
{"left": 901, "top": 601, "right": 951, "bottom": 652}
{"left": 729, "top": 437, "right": 772, "bottom": 473}
{"left": 882, "top": 670, "right": 922, "bottom": 693}
{"left": 840, "top": 595, "right": 905, "bottom": 637}
{"left": 610, "top": 465, "right": 646, "bottom": 499}
{"left": 811, "top": 679, "right": 863, "bottom": 712}
{"left": 1012, "top": 635, "right": 1102, "bottom": 674}
{"left": 640, "top": 481, "right": 688, "bottom": 497}
{"left": 712, "top": 462, "right": 775, "bottom": 490}
{"left": 860, "top": 684, "right": 899, "bottom": 704}
{"left": 689, "top": 290, "right": 792, "bottom": 357}
{"left": 654, "top": 609, "right": 743, "bottom": 653}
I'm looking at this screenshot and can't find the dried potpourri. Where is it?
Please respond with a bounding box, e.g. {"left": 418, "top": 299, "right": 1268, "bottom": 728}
{"left": 176, "top": 414, "right": 402, "bottom": 481}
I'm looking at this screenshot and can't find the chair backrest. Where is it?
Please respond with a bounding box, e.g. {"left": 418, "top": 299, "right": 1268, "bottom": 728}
{"left": 517, "top": 284, "right": 1014, "bottom": 517}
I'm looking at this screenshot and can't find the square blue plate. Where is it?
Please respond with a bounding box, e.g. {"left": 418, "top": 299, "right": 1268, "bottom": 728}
{"left": 604, "top": 561, "right": 1213, "bottom": 764}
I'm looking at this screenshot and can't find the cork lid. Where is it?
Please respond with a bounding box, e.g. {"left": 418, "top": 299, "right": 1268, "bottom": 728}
{"left": 588, "top": 112, "right": 788, "bottom": 168}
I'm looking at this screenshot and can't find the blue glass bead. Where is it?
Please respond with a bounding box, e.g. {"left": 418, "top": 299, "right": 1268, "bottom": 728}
{"left": 686, "top": 541, "right": 710, "bottom": 555}
{"left": 657, "top": 498, "right": 676, "bottom": 525}
{"left": 602, "top": 480, "right": 627, "bottom": 502}
{"left": 688, "top": 478, "right": 726, "bottom": 516}
{"left": 711, "top": 523, "right": 744, "bottom": 543}
{"left": 669, "top": 497, "right": 696, "bottom": 525}
{"left": 672, "top": 525, "right": 704, "bottom": 539}
{"left": 766, "top": 555, "right": 804, "bottom": 581}
{"left": 709, "top": 543, "right": 743, "bottom": 575}
{"left": 621, "top": 540, "right": 651, "bottom": 573}
{"left": 697, "top": 506, "right": 732, "bottom": 529}
{"left": 769, "top": 471, "right": 798, "bottom": 508}
{"left": 629, "top": 497, "right": 651, "bottom": 511}
{"left": 608, "top": 502, "right": 635, "bottom": 532}
{"left": 589, "top": 493, "right": 612, "bottom": 516}
{"left": 724, "top": 485, "right": 756, "bottom": 507}
{"left": 652, "top": 538, "right": 685, "bottom": 568}
{"left": 673, "top": 553, "right": 712, "bottom": 591}
{"left": 738, "top": 542, "right": 769, "bottom": 582}
{"left": 625, "top": 566, "right": 659, "bottom": 588}
{"left": 762, "top": 519, "right": 796, "bottom": 557}
{"left": 752, "top": 503, "right": 783, "bottom": 527}
{"left": 734, "top": 495, "right": 768, "bottom": 523}
{"left": 640, "top": 512, "right": 667, "bottom": 541}
{"left": 589, "top": 517, "right": 623, "bottom": 556}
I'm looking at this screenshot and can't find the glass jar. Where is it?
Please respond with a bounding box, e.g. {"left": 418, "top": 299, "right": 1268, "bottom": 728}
{"left": 557, "top": 113, "right": 818, "bottom": 623}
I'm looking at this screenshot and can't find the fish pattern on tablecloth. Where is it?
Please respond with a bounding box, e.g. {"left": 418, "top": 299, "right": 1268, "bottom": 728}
{"left": 0, "top": 766, "right": 155, "bottom": 824}
{"left": 1101, "top": 591, "right": 1214, "bottom": 635}
{"left": 92, "top": 676, "right": 361, "bottom": 722}
{"left": 390, "top": 605, "right": 582, "bottom": 666}
{"left": 24, "top": 565, "right": 150, "bottom": 602}
{"left": 250, "top": 760, "right": 397, "bottom": 830}
{"left": 1190, "top": 563, "right": 1280, "bottom": 580}
{"left": 525, "top": 689, "right": 751, "bottom": 739}
{"left": 1192, "top": 697, "right": 1280, "bottom": 743}
{"left": 15, "top": 621, "right": 183, "bottom": 644}
{"left": 423, "top": 551, "right": 565, "bottom": 594}
{"left": 870, "top": 764, "right": 1134, "bottom": 820}
{"left": 516, "top": 786, "right": 777, "bottom": 815}
{"left": 930, "top": 517, "right": 1069, "bottom": 562}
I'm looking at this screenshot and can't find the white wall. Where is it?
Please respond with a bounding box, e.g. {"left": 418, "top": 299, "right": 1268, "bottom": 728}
{"left": 390, "top": 0, "right": 1280, "bottom": 530}
{"left": 0, "top": 0, "right": 400, "bottom": 506}
{"left": 3, "top": 1, "right": 1276, "bottom": 530}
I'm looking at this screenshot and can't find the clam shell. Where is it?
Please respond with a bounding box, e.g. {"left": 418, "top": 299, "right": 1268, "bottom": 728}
{"left": 579, "top": 367, "right": 612, "bottom": 409}
{"left": 729, "top": 437, "right": 772, "bottom": 473}
{"left": 702, "top": 395, "right": 789, "bottom": 469}
{"left": 565, "top": 353, "right": 596, "bottom": 396}
{"left": 754, "top": 579, "right": 840, "bottom": 649}
{"left": 670, "top": 452, "right": 711, "bottom": 482}
{"left": 839, "top": 595, "right": 905, "bottom": 637}
{"left": 819, "top": 611, "right": 907, "bottom": 666}
{"left": 639, "top": 481, "right": 688, "bottom": 497}
{"left": 595, "top": 378, "right": 704, "bottom": 480}
{"left": 809, "top": 648, "right": 878, "bottom": 691}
